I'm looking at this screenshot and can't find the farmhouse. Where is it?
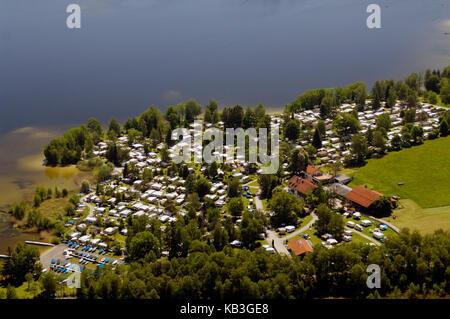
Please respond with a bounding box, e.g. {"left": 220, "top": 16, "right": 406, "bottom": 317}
{"left": 345, "top": 186, "right": 383, "bottom": 210}
{"left": 287, "top": 238, "right": 314, "bottom": 256}
{"left": 287, "top": 176, "right": 317, "bottom": 197}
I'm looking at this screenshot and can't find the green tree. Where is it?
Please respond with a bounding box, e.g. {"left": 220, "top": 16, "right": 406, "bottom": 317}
{"left": 403, "top": 108, "right": 416, "bottom": 124}
{"left": 288, "top": 148, "right": 309, "bottom": 174}
{"left": 228, "top": 198, "right": 244, "bottom": 217}
{"left": 108, "top": 117, "right": 121, "bottom": 136}
{"left": 127, "top": 128, "right": 142, "bottom": 146}
{"left": 6, "top": 285, "right": 17, "bottom": 299}
{"left": 407, "top": 95, "right": 418, "bottom": 109}
{"left": 427, "top": 91, "right": 439, "bottom": 104}
{"left": 242, "top": 107, "right": 258, "bottom": 129}
{"left": 371, "top": 80, "right": 384, "bottom": 109}
{"left": 425, "top": 73, "right": 440, "bottom": 93}
{"left": 411, "top": 126, "right": 424, "bottom": 144}
{"left": 128, "top": 231, "right": 160, "bottom": 261}
{"left": 333, "top": 113, "right": 361, "bottom": 137}
{"left": 372, "top": 130, "right": 386, "bottom": 152}
{"left": 316, "top": 120, "right": 326, "bottom": 137}
{"left": 239, "top": 212, "right": 264, "bottom": 248}
{"left": 40, "top": 272, "right": 57, "bottom": 298}
{"left": 440, "top": 119, "right": 449, "bottom": 136}
{"left": 391, "top": 134, "right": 402, "bottom": 150}
{"left": 376, "top": 113, "right": 391, "bottom": 131}
{"left": 195, "top": 176, "right": 211, "bottom": 198}
{"left": 258, "top": 174, "right": 277, "bottom": 199}
{"left": 213, "top": 224, "right": 229, "bottom": 251}
{"left": 350, "top": 134, "right": 368, "bottom": 163}
{"left": 87, "top": 117, "right": 103, "bottom": 142}
{"left": 370, "top": 196, "right": 393, "bottom": 217}
{"left": 316, "top": 203, "right": 332, "bottom": 234}
{"left": 208, "top": 161, "right": 218, "bottom": 179}
{"left": 284, "top": 119, "right": 300, "bottom": 141}
{"left": 184, "top": 98, "right": 202, "bottom": 123}
{"left": 1, "top": 243, "right": 41, "bottom": 286}
{"left": 328, "top": 214, "right": 344, "bottom": 240}
{"left": 440, "top": 78, "right": 450, "bottom": 104}
{"left": 10, "top": 202, "right": 26, "bottom": 220}
{"left": 186, "top": 193, "right": 202, "bottom": 212}
{"left": 80, "top": 180, "right": 90, "bottom": 193}
{"left": 386, "top": 86, "right": 397, "bottom": 109}
{"left": 227, "top": 178, "right": 241, "bottom": 198}
{"left": 312, "top": 128, "right": 322, "bottom": 149}
{"left": 98, "top": 163, "right": 114, "bottom": 182}
{"left": 268, "top": 191, "right": 304, "bottom": 226}
{"left": 165, "top": 105, "right": 180, "bottom": 129}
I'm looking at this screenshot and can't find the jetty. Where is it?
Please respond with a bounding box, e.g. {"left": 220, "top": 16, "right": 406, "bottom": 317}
{"left": 25, "top": 241, "right": 55, "bottom": 247}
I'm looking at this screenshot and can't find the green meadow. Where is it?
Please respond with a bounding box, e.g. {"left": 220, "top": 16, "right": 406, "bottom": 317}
{"left": 348, "top": 136, "right": 450, "bottom": 234}
{"left": 349, "top": 136, "right": 450, "bottom": 209}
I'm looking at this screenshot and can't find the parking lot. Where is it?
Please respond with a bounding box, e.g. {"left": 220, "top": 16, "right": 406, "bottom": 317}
{"left": 40, "top": 244, "right": 67, "bottom": 270}
{"left": 39, "top": 241, "right": 126, "bottom": 277}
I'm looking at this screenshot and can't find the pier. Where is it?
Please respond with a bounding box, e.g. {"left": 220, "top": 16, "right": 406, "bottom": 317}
{"left": 25, "top": 241, "right": 55, "bottom": 247}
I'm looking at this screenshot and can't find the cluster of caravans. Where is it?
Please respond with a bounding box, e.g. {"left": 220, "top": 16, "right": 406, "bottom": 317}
{"left": 345, "top": 215, "right": 386, "bottom": 241}
{"left": 293, "top": 102, "right": 445, "bottom": 164}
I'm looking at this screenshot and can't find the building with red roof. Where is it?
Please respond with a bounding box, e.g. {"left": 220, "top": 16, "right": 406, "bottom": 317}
{"left": 288, "top": 238, "right": 314, "bottom": 256}
{"left": 287, "top": 176, "right": 317, "bottom": 197}
{"left": 345, "top": 186, "right": 383, "bottom": 209}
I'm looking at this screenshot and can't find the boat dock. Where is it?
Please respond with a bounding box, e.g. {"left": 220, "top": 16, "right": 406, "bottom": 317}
{"left": 25, "top": 241, "right": 55, "bottom": 247}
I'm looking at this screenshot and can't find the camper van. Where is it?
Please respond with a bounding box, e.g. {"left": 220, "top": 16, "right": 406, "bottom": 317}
{"left": 361, "top": 219, "right": 372, "bottom": 227}
{"left": 373, "top": 231, "right": 384, "bottom": 240}
{"left": 285, "top": 225, "right": 295, "bottom": 233}
{"left": 342, "top": 235, "right": 352, "bottom": 242}
{"left": 355, "top": 224, "right": 363, "bottom": 231}
{"left": 346, "top": 221, "right": 355, "bottom": 228}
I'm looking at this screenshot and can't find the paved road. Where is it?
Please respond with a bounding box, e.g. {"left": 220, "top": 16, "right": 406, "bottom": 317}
{"left": 364, "top": 214, "right": 400, "bottom": 233}
{"left": 40, "top": 244, "right": 67, "bottom": 270}
{"left": 346, "top": 227, "right": 381, "bottom": 246}
{"left": 254, "top": 187, "right": 317, "bottom": 256}
{"left": 266, "top": 213, "right": 318, "bottom": 256}
{"left": 266, "top": 230, "right": 290, "bottom": 255}
{"left": 284, "top": 213, "right": 318, "bottom": 241}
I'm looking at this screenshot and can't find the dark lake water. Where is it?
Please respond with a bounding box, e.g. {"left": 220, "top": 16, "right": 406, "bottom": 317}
{"left": 1, "top": 0, "right": 449, "bottom": 134}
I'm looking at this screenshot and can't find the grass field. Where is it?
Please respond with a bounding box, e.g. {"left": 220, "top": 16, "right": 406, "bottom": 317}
{"left": 349, "top": 136, "right": 450, "bottom": 209}
{"left": 383, "top": 199, "right": 450, "bottom": 234}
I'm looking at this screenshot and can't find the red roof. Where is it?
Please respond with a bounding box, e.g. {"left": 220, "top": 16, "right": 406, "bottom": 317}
{"left": 306, "top": 165, "right": 320, "bottom": 175}
{"left": 288, "top": 238, "right": 314, "bottom": 256}
{"left": 345, "top": 186, "right": 383, "bottom": 208}
{"left": 287, "top": 176, "right": 317, "bottom": 196}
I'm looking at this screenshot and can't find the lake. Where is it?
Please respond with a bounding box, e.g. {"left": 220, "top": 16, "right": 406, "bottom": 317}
{"left": 0, "top": 126, "right": 82, "bottom": 252}
{"left": 0, "top": 0, "right": 449, "bottom": 250}
{"left": 0, "top": 0, "right": 449, "bottom": 134}
{"left": 0, "top": 212, "right": 54, "bottom": 255}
